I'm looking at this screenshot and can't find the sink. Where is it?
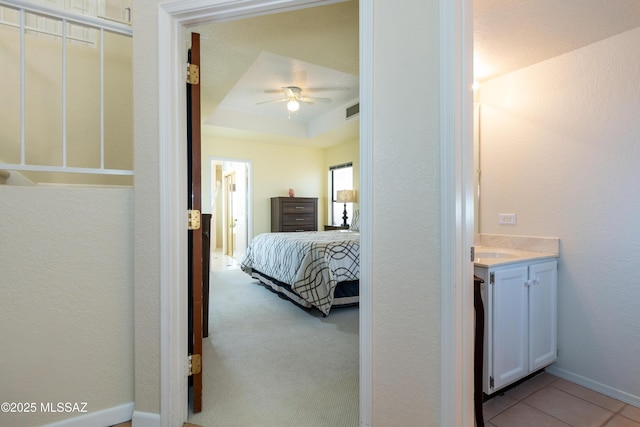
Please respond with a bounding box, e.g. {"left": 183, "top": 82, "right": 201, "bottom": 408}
{"left": 475, "top": 251, "right": 517, "bottom": 259}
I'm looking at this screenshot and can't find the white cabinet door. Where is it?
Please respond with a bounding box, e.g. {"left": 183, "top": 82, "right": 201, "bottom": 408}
{"left": 492, "top": 265, "right": 529, "bottom": 391}
{"left": 528, "top": 260, "right": 558, "bottom": 371}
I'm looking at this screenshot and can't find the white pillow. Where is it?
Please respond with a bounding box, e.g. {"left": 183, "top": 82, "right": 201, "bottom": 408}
{"left": 350, "top": 209, "right": 360, "bottom": 231}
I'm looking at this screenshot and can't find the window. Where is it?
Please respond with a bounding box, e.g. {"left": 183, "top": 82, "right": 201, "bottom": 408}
{"left": 329, "top": 162, "right": 353, "bottom": 226}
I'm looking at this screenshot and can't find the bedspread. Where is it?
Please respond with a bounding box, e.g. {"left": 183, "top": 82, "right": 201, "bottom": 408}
{"left": 241, "top": 230, "right": 359, "bottom": 315}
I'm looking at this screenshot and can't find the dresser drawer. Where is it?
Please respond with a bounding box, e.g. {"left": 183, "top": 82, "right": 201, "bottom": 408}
{"left": 282, "top": 213, "right": 315, "bottom": 225}
{"left": 281, "top": 202, "right": 315, "bottom": 215}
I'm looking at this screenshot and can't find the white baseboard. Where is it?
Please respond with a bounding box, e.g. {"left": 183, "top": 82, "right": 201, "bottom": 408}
{"left": 131, "top": 410, "right": 161, "bottom": 427}
{"left": 546, "top": 366, "right": 640, "bottom": 407}
{"left": 42, "top": 402, "right": 133, "bottom": 427}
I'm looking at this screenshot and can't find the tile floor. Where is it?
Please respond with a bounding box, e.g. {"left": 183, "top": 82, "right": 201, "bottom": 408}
{"left": 483, "top": 372, "right": 640, "bottom": 427}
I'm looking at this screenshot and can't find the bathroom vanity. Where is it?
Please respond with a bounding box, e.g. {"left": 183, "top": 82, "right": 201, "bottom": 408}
{"left": 474, "top": 244, "right": 558, "bottom": 395}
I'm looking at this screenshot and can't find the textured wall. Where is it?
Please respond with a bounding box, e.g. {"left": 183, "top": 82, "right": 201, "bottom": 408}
{"left": 0, "top": 186, "right": 134, "bottom": 427}
{"left": 371, "top": 0, "right": 442, "bottom": 425}
{"left": 132, "top": 0, "right": 163, "bottom": 415}
{"left": 479, "top": 27, "right": 640, "bottom": 403}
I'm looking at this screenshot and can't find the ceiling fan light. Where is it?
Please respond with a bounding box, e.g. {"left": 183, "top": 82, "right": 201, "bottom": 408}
{"left": 287, "top": 99, "right": 300, "bottom": 112}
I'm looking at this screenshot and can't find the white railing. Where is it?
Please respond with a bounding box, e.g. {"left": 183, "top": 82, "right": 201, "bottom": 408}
{"left": 0, "top": 0, "right": 133, "bottom": 179}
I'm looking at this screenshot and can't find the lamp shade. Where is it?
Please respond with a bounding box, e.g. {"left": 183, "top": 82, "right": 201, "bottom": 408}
{"left": 336, "top": 190, "right": 355, "bottom": 203}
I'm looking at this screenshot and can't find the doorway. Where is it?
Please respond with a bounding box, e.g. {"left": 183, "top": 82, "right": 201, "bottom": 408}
{"left": 155, "top": 1, "right": 473, "bottom": 426}
{"left": 197, "top": 4, "right": 358, "bottom": 422}
{"left": 210, "top": 158, "right": 250, "bottom": 265}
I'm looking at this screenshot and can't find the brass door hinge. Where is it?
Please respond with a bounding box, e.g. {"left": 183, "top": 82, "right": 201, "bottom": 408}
{"left": 187, "top": 63, "right": 199, "bottom": 84}
{"left": 188, "top": 209, "right": 201, "bottom": 230}
{"left": 490, "top": 272, "right": 495, "bottom": 284}
{"left": 189, "top": 354, "right": 201, "bottom": 376}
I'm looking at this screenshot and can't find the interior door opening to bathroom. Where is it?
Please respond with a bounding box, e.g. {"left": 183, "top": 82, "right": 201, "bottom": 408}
{"left": 211, "top": 159, "right": 250, "bottom": 262}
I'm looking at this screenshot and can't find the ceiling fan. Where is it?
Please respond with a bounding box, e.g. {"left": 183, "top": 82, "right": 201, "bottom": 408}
{"left": 256, "top": 85, "right": 349, "bottom": 113}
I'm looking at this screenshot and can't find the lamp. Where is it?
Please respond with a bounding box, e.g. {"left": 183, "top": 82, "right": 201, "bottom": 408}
{"left": 336, "top": 189, "right": 355, "bottom": 227}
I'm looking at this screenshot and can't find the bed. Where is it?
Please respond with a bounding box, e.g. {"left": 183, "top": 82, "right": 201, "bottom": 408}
{"left": 240, "top": 230, "right": 360, "bottom": 316}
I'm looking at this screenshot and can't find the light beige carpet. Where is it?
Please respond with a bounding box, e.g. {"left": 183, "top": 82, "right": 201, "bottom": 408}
{"left": 188, "top": 268, "right": 359, "bottom": 427}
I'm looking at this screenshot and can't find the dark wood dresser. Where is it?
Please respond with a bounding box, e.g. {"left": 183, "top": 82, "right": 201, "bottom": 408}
{"left": 271, "top": 197, "right": 318, "bottom": 232}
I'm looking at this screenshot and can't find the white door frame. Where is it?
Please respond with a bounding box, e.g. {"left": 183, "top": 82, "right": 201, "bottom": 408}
{"left": 439, "top": 1, "right": 476, "bottom": 425}
{"left": 156, "top": 1, "right": 473, "bottom": 426}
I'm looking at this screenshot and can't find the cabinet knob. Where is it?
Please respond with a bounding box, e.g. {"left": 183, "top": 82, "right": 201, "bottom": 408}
{"left": 525, "top": 279, "right": 533, "bottom": 287}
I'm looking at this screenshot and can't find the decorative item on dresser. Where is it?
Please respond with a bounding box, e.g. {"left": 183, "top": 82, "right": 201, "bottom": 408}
{"left": 271, "top": 197, "right": 318, "bottom": 232}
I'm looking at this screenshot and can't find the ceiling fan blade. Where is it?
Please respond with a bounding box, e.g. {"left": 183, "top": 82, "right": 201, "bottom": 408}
{"left": 255, "top": 98, "right": 288, "bottom": 105}
{"left": 263, "top": 89, "right": 283, "bottom": 94}
{"left": 304, "top": 87, "right": 350, "bottom": 92}
{"left": 300, "top": 96, "right": 332, "bottom": 103}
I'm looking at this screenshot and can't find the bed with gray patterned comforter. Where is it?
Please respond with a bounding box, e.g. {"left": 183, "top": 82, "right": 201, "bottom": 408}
{"left": 240, "top": 230, "right": 359, "bottom": 316}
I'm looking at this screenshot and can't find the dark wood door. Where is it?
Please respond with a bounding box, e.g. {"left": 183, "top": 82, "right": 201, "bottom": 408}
{"left": 187, "top": 31, "right": 203, "bottom": 414}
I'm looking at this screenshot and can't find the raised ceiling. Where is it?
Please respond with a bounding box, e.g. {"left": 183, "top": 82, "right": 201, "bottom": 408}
{"left": 205, "top": 51, "right": 359, "bottom": 142}
{"left": 192, "top": 0, "right": 640, "bottom": 147}
{"left": 192, "top": 1, "right": 359, "bottom": 148}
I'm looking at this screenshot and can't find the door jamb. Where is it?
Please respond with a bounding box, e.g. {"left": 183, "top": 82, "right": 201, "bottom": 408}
{"left": 439, "top": 1, "right": 475, "bottom": 426}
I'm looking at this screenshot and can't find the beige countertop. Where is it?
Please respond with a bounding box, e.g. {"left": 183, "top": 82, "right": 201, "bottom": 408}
{"left": 473, "top": 246, "right": 558, "bottom": 268}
